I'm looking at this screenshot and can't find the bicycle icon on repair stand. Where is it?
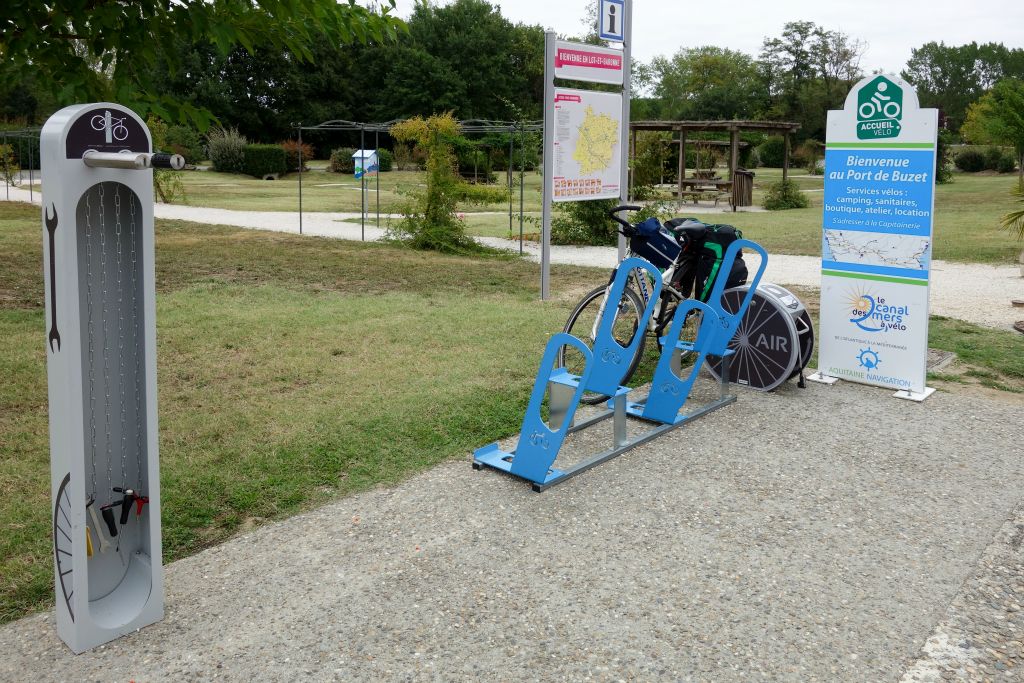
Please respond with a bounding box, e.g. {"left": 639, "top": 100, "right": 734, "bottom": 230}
{"left": 90, "top": 110, "right": 129, "bottom": 144}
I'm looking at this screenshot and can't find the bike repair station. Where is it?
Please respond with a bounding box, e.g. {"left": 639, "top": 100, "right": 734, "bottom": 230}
{"left": 41, "top": 102, "right": 183, "bottom": 653}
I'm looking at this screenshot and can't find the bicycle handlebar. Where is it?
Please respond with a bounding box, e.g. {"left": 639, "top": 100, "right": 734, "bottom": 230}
{"left": 608, "top": 204, "right": 643, "bottom": 234}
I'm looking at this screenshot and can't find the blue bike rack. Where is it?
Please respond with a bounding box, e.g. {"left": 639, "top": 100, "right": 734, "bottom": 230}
{"left": 474, "top": 242, "right": 768, "bottom": 491}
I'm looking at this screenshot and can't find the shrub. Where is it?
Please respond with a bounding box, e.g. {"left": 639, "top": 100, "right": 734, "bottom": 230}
{"left": 936, "top": 131, "right": 955, "bottom": 184}
{"left": 392, "top": 143, "right": 419, "bottom": 171}
{"left": 954, "top": 149, "right": 986, "bottom": 173}
{"left": 996, "top": 154, "right": 1017, "bottom": 174}
{"left": 762, "top": 179, "right": 809, "bottom": 210}
{"left": 376, "top": 148, "right": 393, "bottom": 172}
{"left": 758, "top": 136, "right": 786, "bottom": 168}
{"left": 329, "top": 147, "right": 356, "bottom": 173}
{"left": 387, "top": 113, "right": 497, "bottom": 254}
{"left": 740, "top": 146, "right": 759, "bottom": 169}
{"left": 164, "top": 125, "right": 204, "bottom": 164}
{"left": 552, "top": 198, "right": 619, "bottom": 245}
{"left": 799, "top": 140, "right": 824, "bottom": 175}
{"left": 983, "top": 146, "right": 1005, "bottom": 171}
{"left": 281, "top": 140, "right": 315, "bottom": 172}
{"left": 0, "top": 143, "right": 20, "bottom": 187}
{"left": 207, "top": 127, "right": 247, "bottom": 174}
{"left": 242, "top": 144, "right": 287, "bottom": 178}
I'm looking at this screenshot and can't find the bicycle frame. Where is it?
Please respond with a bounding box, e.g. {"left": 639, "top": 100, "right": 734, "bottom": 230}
{"left": 588, "top": 252, "right": 679, "bottom": 342}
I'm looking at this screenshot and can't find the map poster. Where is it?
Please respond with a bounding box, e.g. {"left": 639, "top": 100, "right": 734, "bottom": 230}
{"left": 549, "top": 87, "right": 622, "bottom": 203}
{"left": 818, "top": 74, "right": 938, "bottom": 395}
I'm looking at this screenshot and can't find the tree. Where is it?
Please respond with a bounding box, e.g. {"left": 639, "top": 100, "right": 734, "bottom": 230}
{"left": 647, "top": 47, "right": 766, "bottom": 120}
{"left": 378, "top": 0, "right": 544, "bottom": 120}
{"left": 902, "top": 42, "right": 1024, "bottom": 131}
{"left": 757, "top": 22, "right": 864, "bottom": 139}
{"left": 388, "top": 113, "right": 504, "bottom": 253}
{"left": 0, "top": 1, "right": 405, "bottom": 128}
{"left": 961, "top": 79, "right": 1024, "bottom": 185}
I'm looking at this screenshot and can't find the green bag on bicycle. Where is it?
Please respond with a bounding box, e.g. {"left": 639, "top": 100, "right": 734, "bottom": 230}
{"left": 665, "top": 218, "right": 748, "bottom": 302}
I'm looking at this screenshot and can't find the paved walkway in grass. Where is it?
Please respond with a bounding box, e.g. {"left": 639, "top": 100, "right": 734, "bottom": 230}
{"left": 1, "top": 379, "right": 1021, "bottom": 681}
{"left": 4, "top": 186, "right": 1022, "bottom": 329}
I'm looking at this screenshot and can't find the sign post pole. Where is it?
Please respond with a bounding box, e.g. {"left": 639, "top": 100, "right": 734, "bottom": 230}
{"left": 540, "top": 31, "right": 556, "bottom": 300}
{"left": 615, "top": 0, "right": 632, "bottom": 262}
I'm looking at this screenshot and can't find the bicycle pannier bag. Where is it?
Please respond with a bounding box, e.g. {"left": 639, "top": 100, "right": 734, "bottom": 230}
{"left": 629, "top": 217, "right": 681, "bottom": 270}
{"left": 695, "top": 224, "right": 747, "bottom": 301}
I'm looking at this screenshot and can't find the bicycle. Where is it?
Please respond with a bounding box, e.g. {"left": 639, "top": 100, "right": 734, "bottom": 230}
{"left": 558, "top": 205, "right": 813, "bottom": 403}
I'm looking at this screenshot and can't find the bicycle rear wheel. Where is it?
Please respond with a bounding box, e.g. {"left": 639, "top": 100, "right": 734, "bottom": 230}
{"left": 559, "top": 284, "right": 647, "bottom": 404}
{"left": 706, "top": 284, "right": 813, "bottom": 391}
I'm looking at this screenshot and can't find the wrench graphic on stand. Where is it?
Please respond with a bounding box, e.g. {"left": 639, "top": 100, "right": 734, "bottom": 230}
{"left": 45, "top": 204, "right": 61, "bottom": 352}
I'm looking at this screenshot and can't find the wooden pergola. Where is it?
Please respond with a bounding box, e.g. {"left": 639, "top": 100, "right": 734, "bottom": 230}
{"left": 629, "top": 119, "right": 802, "bottom": 200}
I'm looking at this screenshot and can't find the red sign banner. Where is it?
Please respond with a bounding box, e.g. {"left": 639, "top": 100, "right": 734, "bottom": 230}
{"left": 555, "top": 48, "right": 622, "bottom": 71}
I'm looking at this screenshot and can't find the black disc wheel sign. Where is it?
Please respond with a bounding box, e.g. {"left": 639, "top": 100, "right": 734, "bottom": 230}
{"left": 707, "top": 288, "right": 805, "bottom": 392}
{"left": 53, "top": 472, "right": 75, "bottom": 621}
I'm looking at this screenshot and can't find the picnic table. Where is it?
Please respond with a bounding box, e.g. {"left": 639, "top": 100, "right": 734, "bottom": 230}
{"left": 674, "top": 178, "right": 733, "bottom": 206}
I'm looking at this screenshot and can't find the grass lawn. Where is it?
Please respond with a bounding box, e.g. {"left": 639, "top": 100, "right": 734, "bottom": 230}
{"left": 724, "top": 170, "right": 1023, "bottom": 264}
{"left": 1, "top": 195, "right": 1021, "bottom": 625}
{"left": 170, "top": 167, "right": 545, "bottom": 215}
{"left": 0, "top": 200, "right": 595, "bottom": 624}
{"left": 24, "top": 165, "right": 1021, "bottom": 263}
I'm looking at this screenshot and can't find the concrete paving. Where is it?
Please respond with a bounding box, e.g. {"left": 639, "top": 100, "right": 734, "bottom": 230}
{"left": 1, "top": 379, "right": 1021, "bottom": 681}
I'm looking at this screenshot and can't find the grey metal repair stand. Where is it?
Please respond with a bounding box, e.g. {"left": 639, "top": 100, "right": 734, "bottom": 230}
{"left": 42, "top": 103, "right": 183, "bottom": 653}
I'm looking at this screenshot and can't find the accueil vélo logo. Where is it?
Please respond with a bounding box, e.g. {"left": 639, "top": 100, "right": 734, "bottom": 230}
{"left": 857, "top": 76, "right": 903, "bottom": 140}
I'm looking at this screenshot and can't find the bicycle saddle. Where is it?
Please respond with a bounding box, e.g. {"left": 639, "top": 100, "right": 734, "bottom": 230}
{"left": 664, "top": 217, "right": 708, "bottom": 244}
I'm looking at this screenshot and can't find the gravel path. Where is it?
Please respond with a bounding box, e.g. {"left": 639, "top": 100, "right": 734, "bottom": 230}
{"left": 1, "top": 379, "right": 1021, "bottom": 681}
{"left": 4, "top": 187, "right": 1022, "bottom": 331}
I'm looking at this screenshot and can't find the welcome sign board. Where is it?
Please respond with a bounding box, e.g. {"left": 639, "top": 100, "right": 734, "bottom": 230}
{"left": 817, "top": 75, "right": 938, "bottom": 398}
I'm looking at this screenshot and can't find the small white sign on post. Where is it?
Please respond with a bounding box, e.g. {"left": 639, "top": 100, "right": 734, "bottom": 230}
{"left": 813, "top": 74, "right": 938, "bottom": 401}
{"left": 599, "top": 0, "right": 626, "bottom": 42}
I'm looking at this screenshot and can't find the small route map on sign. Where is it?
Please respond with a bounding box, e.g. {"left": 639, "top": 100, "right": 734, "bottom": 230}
{"left": 823, "top": 230, "right": 931, "bottom": 271}
{"left": 573, "top": 106, "right": 619, "bottom": 175}
{"left": 551, "top": 88, "right": 622, "bottom": 202}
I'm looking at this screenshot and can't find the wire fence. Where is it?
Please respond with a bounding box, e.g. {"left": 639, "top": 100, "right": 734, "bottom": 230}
{"left": 293, "top": 119, "right": 542, "bottom": 252}
{"left": 2, "top": 128, "right": 42, "bottom": 204}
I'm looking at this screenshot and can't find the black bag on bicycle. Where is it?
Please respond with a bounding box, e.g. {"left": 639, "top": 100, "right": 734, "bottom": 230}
{"left": 665, "top": 218, "right": 747, "bottom": 302}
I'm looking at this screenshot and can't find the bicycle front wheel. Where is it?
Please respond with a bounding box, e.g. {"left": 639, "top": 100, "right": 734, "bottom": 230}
{"left": 559, "top": 284, "right": 647, "bottom": 404}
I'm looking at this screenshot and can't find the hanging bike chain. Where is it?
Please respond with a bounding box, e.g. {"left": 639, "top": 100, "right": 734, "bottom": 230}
{"left": 95, "top": 183, "right": 123, "bottom": 541}
{"left": 114, "top": 191, "right": 149, "bottom": 526}
{"left": 83, "top": 190, "right": 108, "bottom": 556}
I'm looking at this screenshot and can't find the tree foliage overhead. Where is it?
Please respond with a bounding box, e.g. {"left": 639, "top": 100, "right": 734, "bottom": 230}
{"left": 902, "top": 42, "right": 1024, "bottom": 131}
{"left": 0, "top": 0, "right": 405, "bottom": 127}
{"left": 961, "top": 79, "right": 1024, "bottom": 184}
{"left": 646, "top": 47, "right": 763, "bottom": 120}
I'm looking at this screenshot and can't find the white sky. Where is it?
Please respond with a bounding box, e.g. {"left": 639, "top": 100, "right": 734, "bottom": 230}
{"left": 388, "top": 0, "right": 1024, "bottom": 75}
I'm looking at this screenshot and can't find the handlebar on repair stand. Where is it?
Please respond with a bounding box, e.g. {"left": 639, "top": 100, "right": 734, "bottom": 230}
{"left": 608, "top": 204, "right": 643, "bottom": 236}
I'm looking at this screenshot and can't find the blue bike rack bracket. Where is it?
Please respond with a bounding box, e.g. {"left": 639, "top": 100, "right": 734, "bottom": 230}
{"left": 587, "top": 258, "right": 662, "bottom": 397}
{"left": 472, "top": 333, "right": 594, "bottom": 486}
{"left": 635, "top": 299, "right": 722, "bottom": 425}
{"left": 473, "top": 242, "right": 768, "bottom": 492}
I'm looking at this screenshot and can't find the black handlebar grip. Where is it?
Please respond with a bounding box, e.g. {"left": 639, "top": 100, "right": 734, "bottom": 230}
{"left": 119, "top": 494, "right": 134, "bottom": 525}
{"left": 151, "top": 153, "right": 185, "bottom": 170}
{"left": 101, "top": 506, "right": 119, "bottom": 537}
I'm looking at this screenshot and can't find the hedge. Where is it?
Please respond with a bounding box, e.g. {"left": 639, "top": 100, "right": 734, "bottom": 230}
{"left": 242, "top": 144, "right": 287, "bottom": 178}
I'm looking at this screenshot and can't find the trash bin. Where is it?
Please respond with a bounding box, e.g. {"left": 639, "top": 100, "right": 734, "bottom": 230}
{"left": 732, "top": 168, "right": 755, "bottom": 209}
